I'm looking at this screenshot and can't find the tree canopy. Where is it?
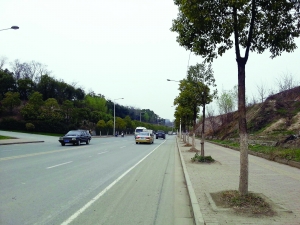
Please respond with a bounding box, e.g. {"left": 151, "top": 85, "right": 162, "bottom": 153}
{"left": 171, "top": 0, "right": 300, "bottom": 62}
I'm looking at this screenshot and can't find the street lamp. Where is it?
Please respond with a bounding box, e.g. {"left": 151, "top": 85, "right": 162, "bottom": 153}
{"left": 0, "top": 26, "right": 19, "bottom": 32}
{"left": 113, "top": 97, "right": 124, "bottom": 136}
{"left": 171, "top": 105, "right": 181, "bottom": 139}
{"left": 167, "top": 79, "right": 180, "bottom": 82}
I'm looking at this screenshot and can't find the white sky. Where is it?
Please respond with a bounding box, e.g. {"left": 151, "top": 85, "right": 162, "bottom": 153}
{"left": 1, "top": 0, "right": 300, "bottom": 121}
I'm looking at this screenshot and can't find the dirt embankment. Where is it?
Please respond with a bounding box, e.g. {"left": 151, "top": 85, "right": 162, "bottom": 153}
{"left": 197, "top": 87, "right": 300, "bottom": 147}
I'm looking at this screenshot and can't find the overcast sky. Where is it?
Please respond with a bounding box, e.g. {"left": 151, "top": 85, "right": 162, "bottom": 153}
{"left": 1, "top": 0, "right": 300, "bottom": 121}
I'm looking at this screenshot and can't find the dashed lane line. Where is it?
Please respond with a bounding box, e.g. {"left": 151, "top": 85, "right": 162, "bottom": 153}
{"left": 0, "top": 146, "right": 87, "bottom": 161}
{"left": 47, "top": 161, "right": 73, "bottom": 169}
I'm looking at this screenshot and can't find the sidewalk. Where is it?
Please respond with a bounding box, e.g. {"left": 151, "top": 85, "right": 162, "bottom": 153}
{"left": 177, "top": 137, "right": 300, "bottom": 225}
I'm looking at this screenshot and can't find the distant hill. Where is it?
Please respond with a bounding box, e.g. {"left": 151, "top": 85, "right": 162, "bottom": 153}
{"left": 198, "top": 86, "right": 300, "bottom": 147}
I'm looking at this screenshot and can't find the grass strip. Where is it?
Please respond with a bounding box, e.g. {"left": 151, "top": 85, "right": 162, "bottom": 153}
{"left": 209, "top": 139, "right": 300, "bottom": 162}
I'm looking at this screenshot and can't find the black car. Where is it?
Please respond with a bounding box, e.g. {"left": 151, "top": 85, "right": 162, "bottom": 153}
{"left": 59, "top": 130, "right": 91, "bottom": 146}
{"left": 156, "top": 130, "right": 166, "bottom": 139}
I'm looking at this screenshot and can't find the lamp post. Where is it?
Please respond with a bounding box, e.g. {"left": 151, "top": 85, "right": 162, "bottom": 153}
{"left": 0, "top": 26, "right": 19, "bottom": 32}
{"left": 113, "top": 97, "right": 124, "bottom": 136}
{"left": 169, "top": 80, "right": 181, "bottom": 138}
{"left": 167, "top": 79, "right": 180, "bottom": 82}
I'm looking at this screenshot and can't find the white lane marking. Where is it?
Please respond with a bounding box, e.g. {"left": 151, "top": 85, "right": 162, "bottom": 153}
{"left": 98, "top": 151, "right": 108, "bottom": 155}
{"left": 46, "top": 161, "right": 73, "bottom": 169}
{"left": 61, "top": 141, "right": 165, "bottom": 225}
{"left": 120, "top": 146, "right": 126, "bottom": 148}
{"left": 2, "top": 150, "right": 12, "bottom": 152}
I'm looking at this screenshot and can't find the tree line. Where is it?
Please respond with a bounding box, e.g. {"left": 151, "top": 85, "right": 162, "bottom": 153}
{"left": 0, "top": 57, "right": 170, "bottom": 134}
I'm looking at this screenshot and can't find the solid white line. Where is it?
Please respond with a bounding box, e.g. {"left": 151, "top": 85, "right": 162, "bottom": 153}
{"left": 120, "top": 146, "right": 126, "bottom": 148}
{"left": 46, "top": 161, "right": 73, "bottom": 169}
{"left": 61, "top": 141, "right": 166, "bottom": 225}
{"left": 98, "top": 151, "right": 108, "bottom": 155}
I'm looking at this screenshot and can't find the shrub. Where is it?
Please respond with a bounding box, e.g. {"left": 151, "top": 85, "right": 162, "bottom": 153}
{"left": 191, "top": 153, "right": 215, "bottom": 163}
{"left": 26, "top": 123, "right": 35, "bottom": 131}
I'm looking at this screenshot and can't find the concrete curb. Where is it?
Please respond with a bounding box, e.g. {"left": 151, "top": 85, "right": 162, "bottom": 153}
{"left": 0, "top": 141, "right": 44, "bottom": 145}
{"left": 176, "top": 137, "right": 205, "bottom": 225}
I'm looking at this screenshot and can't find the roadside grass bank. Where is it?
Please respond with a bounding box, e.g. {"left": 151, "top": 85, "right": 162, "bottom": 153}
{"left": 208, "top": 139, "right": 300, "bottom": 162}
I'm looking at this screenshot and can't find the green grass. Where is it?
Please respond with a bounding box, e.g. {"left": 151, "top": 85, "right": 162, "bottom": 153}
{"left": 0, "top": 135, "right": 13, "bottom": 140}
{"left": 210, "top": 139, "right": 240, "bottom": 148}
{"left": 209, "top": 139, "right": 300, "bottom": 162}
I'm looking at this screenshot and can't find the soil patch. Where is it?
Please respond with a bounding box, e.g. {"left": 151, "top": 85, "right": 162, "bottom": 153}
{"left": 211, "top": 190, "right": 276, "bottom": 217}
{"left": 188, "top": 147, "right": 199, "bottom": 152}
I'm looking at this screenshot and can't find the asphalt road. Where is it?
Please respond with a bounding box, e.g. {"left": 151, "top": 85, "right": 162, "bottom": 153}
{"left": 0, "top": 132, "right": 193, "bottom": 225}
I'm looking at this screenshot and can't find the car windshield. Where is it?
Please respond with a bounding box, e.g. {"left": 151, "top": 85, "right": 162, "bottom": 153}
{"left": 66, "top": 131, "right": 80, "bottom": 136}
{"left": 139, "top": 132, "right": 150, "bottom": 136}
{"left": 136, "top": 129, "right": 144, "bottom": 133}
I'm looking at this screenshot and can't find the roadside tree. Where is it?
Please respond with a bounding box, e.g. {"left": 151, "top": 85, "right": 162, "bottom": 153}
{"left": 1, "top": 91, "right": 21, "bottom": 114}
{"left": 106, "top": 120, "right": 113, "bottom": 135}
{"left": 171, "top": 0, "right": 300, "bottom": 195}
{"left": 61, "top": 100, "right": 74, "bottom": 124}
{"left": 116, "top": 117, "right": 126, "bottom": 133}
{"left": 174, "top": 104, "right": 193, "bottom": 143}
{"left": 276, "top": 72, "right": 300, "bottom": 92}
{"left": 17, "top": 78, "right": 35, "bottom": 101}
{"left": 20, "top": 92, "right": 44, "bottom": 120}
{"left": 96, "top": 120, "right": 106, "bottom": 135}
{"left": 39, "top": 98, "right": 62, "bottom": 121}
{"left": 124, "top": 115, "right": 133, "bottom": 134}
{"left": 187, "top": 62, "right": 217, "bottom": 156}
{"left": 174, "top": 79, "right": 202, "bottom": 149}
{"left": 256, "top": 82, "right": 268, "bottom": 103}
{"left": 0, "top": 69, "right": 16, "bottom": 99}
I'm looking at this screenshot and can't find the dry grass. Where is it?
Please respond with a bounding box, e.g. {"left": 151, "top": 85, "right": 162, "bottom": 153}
{"left": 211, "top": 190, "right": 276, "bottom": 217}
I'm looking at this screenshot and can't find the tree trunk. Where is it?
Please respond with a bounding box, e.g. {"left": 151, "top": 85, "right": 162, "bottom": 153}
{"left": 237, "top": 58, "right": 249, "bottom": 196}
{"left": 201, "top": 103, "right": 205, "bottom": 156}
{"left": 192, "top": 108, "right": 197, "bottom": 149}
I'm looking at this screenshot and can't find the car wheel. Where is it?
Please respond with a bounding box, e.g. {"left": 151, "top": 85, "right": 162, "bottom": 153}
{"left": 86, "top": 139, "right": 90, "bottom": 145}
{"left": 61, "top": 143, "right": 65, "bottom": 146}
{"left": 156, "top": 137, "right": 158, "bottom": 139}
{"left": 136, "top": 142, "right": 138, "bottom": 144}
{"left": 77, "top": 140, "right": 80, "bottom": 145}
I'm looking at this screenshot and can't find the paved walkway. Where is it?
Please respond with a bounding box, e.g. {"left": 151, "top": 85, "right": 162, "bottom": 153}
{"left": 177, "top": 137, "right": 300, "bottom": 225}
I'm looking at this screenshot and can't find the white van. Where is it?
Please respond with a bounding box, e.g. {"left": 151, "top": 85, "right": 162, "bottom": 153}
{"left": 134, "top": 127, "right": 147, "bottom": 137}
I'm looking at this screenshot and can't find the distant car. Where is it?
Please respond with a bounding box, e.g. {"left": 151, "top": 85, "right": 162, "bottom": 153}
{"left": 156, "top": 130, "right": 166, "bottom": 139}
{"left": 59, "top": 130, "right": 91, "bottom": 146}
{"left": 135, "top": 131, "right": 154, "bottom": 144}
{"left": 134, "top": 126, "right": 147, "bottom": 138}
